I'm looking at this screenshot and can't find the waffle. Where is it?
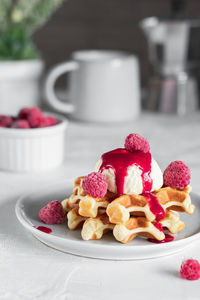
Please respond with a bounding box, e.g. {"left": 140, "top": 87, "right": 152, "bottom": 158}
{"left": 63, "top": 177, "right": 85, "bottom": 210}
{"left": 161, "top": 210, "right": 185, "bottom": 234}
{"left": 107, "top": 186, "right": 194, "bottom": 224}
{"left": 81, "top": 214, "right": 114, "bottom": 241}
{"left": 67, "top": 207, "right": 106, "bottom": 230}
{"left": 61, "top": 198, "right": 70, "bottom": 214}
{"left": 65, "top": 177, "right": 116, "bottom": 218}
{"left": 113, "top": 210, "right": 185, "bottom": 243}
{"left": 67, "top": 207, "right": 184, "bottom": 243}
{"left": 67, "top": 207, "right": 87, "bottom": 230}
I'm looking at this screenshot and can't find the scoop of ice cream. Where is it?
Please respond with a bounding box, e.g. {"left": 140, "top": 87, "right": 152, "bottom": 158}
{"left": 95, "top": 157, "right": 163, "bottom": 195}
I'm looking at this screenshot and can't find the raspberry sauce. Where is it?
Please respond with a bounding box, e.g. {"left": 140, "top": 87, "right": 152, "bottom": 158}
{"left": 148, "top": 234, "right": 174, "bottom": 244}
{"left": 148, "top": 222, "right": 174, "bottom": 243}
{"left": 99, "top": 148, "right": 152, "bottom": 196}
{"left": 36, "top": 226, "right": 52, "bottom": 234}
{"left": 154, "top": 222, "right": 163, "bottom": 231}
{"left": 142, "top": 192, "right": 165, "bottom": 221}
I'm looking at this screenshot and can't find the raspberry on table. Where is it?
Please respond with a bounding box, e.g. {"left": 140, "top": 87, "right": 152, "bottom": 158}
{"left": 82, "top": 172, "right": 108, "bottom": 198}
{"left": 11, "top": 120, "right": 30, "bottom": 129}
{"left": 0, "top": 115, "right": 13, "bottom": 127}
{"left": 180, "top": 259, "right": 200, "bottom": 280}
{"left": 39, "top": 200, "right": 64, "bottom": 224}
{"left": 163, "top": 161, "right": 190, "bottom": 189}
{"left": 124, "top": 133, "right": 150, "bottom": 153}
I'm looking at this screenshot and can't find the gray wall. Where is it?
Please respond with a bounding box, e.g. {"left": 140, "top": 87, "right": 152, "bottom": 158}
{"left": 33, "top": 0, "right": 200, "bottom": 86}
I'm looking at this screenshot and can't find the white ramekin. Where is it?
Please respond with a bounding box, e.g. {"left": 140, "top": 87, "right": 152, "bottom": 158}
{"left": 0, "top": 114, "right": 68, "bottom": 172}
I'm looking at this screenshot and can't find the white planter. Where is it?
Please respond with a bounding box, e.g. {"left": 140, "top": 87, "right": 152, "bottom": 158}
{"left": 0, "top": 114, "right": 67, "bottom": 172}
{"left": 0, "top": 60, "right": 44, "bottom": 115}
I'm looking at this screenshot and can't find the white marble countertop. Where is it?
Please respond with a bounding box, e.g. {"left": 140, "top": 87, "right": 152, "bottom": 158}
{"left": 0, "top": 113, "right": 200, "bottom": 300}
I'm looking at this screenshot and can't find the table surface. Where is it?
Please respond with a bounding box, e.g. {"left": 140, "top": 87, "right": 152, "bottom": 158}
{"left": 0, "top": 113, "right": 200, "bottom": 300}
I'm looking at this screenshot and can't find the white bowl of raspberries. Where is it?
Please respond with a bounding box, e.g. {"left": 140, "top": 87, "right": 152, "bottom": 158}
{"left": 0, "top": 107, "right": 68, "bottom": 172}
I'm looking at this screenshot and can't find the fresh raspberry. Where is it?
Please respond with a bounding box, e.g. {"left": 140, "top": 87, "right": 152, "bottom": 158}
{"left": 46, "top": 116, "right": 57, "bottom": 126}
{"left": 36, "top": 116, "right": 48, "bottom": 128}
{"left": 0, "top": 115, "right": 12, "bottom": 127}
{"left": 180, "top": 259, "right": 200, "bottom": 280}
{"left": 18, "top": 108, "right": 30, "bottom": 119}
{"left": 124, "top": 133, "right": 150, "bottom": 153}
{"left": 39, "top": 200, "right": 64, "bottom": 224}
{"left": 11, "top": 120, "right": 30, "bottom": 129}
{"left": 82, "top": 172, "right": 108, "bottom": 198}
{"left": 27, "top": 107, "right": 44, "bottom": 128}
{"left": 38, "top": 116, "right": 57, "bottom": 128}
{"left": 163, "top": 161, "right": 190, "bottom": 188}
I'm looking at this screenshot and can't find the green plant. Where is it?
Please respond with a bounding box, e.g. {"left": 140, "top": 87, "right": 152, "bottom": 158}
{"left": 0, "top": 0, "right": 64, "bottom": 60}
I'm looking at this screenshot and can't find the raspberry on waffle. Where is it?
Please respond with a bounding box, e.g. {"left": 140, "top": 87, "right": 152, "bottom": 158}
{"left": 39, "top": 132, "right": 196, "bottom": 247}
{"left": 66, "top": 177, "right": 116, "bottom": 218}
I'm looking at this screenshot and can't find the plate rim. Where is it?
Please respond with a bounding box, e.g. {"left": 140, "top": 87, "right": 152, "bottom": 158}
{"left": 15, "top": 179, "right": 200, "bottom": 253}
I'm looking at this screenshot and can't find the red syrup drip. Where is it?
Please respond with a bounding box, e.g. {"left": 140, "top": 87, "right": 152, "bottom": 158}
{"left": 142, "top": 192, "right": 165, "bottom": 222}
{"left": 36, "top": 226, "right": 52, "bottom": 234}
{"left": 148, "top": 222, "right": 174, "bottom": 244}
{"left": 99, "top": 148, "right": 152, "bottom": 196}
{"left": 154, "top": 222, "right": 163, "bottom": 232}
{"left": 148, "top": 234, "right": 174, "bottom": 244}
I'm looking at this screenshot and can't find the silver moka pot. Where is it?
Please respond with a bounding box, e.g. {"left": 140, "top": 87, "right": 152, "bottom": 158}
{"left": 140, "top": 1, "right": 200, "bottom": 114}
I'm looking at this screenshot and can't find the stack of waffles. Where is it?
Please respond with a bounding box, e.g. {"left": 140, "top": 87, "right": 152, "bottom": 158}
{"left": 62, "top": 177, "right": 195, "bottom": 244}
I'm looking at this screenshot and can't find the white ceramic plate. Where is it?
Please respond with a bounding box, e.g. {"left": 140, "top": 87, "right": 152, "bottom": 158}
{"left": 15, "top": 180, "right": 200, "bottom": 260}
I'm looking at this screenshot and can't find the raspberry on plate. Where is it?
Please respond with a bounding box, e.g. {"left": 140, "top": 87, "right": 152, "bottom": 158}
{"left": 39, "top": 200, "right": 64, "bottom": 224}
{"left": 163, "top": 161, "right": 190, "bottom": 189}
{"left": 125, "top": 133, "right": 150, "bottom": 153}
{"left": 82, "top": 172, "right": 108, "bottom": 198}
{"left": 180, "top": 259, "right": 200, "bottom": 280}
